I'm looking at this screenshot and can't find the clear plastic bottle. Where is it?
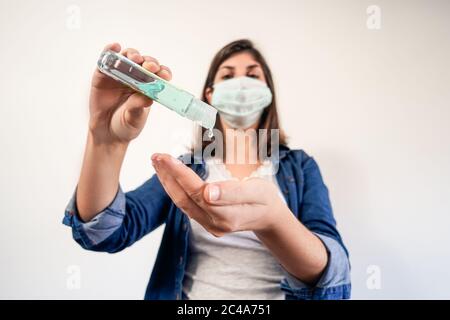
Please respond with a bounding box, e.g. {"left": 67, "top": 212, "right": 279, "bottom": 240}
{"left": 97, "top": 50, "right": 217, "bottom": 130}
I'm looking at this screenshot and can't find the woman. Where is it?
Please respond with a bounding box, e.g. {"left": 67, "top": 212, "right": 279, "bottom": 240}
{"left": 63, "top": 39, "right": 351, "bottom": 300}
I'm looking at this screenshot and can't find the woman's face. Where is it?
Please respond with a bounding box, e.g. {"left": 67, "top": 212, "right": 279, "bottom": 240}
{"left": 205, "top": 52, "right": 267, "bottom": 104}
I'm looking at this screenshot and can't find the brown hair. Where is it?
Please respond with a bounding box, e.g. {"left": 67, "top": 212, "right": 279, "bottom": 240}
{"left": 197, "top": 39, "right": 287, "bottom": 156}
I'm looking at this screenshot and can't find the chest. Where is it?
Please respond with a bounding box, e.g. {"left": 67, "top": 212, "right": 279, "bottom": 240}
{"left": 223, "top": 163, "right": 261, "bottom": 180}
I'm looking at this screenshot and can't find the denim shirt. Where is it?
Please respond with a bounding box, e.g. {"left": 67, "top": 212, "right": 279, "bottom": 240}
{"left": 62, "top": 145, "right": 351, "bottom": 300}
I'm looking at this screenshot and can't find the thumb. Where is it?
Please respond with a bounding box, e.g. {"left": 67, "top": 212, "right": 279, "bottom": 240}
{"left": 124, "top": 93, "right": 152, "bottom": 128}
{"left": 125, "top": 92, "right": 153, "bottom": 111}
{"left": 203, "top": 179, "right": 264, "bottom": 205}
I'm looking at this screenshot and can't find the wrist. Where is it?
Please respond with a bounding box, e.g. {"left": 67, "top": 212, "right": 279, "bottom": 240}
{"left": 259, "top": 201, "right": 293, "bottom": 235}
{"left": 87, "top": 130, "right": 129, "bottom": 151}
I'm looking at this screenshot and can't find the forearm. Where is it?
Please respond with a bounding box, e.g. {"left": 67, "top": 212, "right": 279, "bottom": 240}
{"left": 254, "top": 206, "right": 328, "bottom": 285}
{"left": 76, "top": 131, "right": 129, "bottom": 222}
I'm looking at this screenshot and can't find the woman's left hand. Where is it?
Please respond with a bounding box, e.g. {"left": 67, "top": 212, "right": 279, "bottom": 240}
{"left": 152, "top": 153, "right": 329, "bottom": 284}
{"left": 151, "top": 153, "right": 289, "bottom": 237}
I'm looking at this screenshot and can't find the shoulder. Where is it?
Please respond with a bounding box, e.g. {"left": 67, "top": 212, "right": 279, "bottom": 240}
{"left": 279, "top": 145, "right": 315, "bottom": 168}
{"left": 279, "top": 146, "right": 326, "bottom": 182}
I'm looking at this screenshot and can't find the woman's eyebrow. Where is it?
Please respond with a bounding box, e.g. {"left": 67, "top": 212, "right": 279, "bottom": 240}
{"left": 219, "top": 64, "right": 261, "bottom": 71}
{"left": 219, "top": 65, "right": 234, "bottom": 70}
{"left": 246, "top": 64, "right": 261, "bottom": 70}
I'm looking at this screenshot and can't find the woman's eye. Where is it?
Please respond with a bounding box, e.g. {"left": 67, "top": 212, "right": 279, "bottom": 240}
{"left": 221, "top": 74, "right": 233, "bottom": 80}
{"left": 248, "top": 74, "right": 260, "bottom": 79}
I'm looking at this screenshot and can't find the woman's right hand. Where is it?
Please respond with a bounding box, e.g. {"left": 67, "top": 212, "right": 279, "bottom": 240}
{"left": 88, "top": 43, "right": 172, "bottom": 145}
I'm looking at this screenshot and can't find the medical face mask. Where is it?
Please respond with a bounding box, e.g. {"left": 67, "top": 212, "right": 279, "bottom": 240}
{"left": 211, "top": 76, "right": 273, "bottom": 129}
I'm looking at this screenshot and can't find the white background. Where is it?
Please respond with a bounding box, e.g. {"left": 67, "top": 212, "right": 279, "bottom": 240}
{"left": 1, "top": 0, "right": 449, "bottom": 299}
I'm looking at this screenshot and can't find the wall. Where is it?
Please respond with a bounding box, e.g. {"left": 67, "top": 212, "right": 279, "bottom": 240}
{"left": 0, "top": 0, "right": 449, "bottom": 299}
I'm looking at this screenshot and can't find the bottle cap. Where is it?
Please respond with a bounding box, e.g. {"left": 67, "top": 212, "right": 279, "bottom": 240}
{"left": 185, "top": 99, "right": 217, "bottom": 129}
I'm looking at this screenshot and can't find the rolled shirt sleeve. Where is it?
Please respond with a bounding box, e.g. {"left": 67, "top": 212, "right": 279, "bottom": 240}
{"left": 281, "top": 232, "right": 351, "bottom": 300}
{"left": 62, "top": 185, "right": 126, "bottom": 250}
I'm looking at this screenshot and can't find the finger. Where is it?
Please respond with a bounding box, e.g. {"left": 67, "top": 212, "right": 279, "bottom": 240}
{"left": 103, "top": 42, "right": 121, "bottom": 53}
{"left": 121, "top": 48, "right": 143, "bottom": 64}
{"left": 142, "top": 56, "right": 161, "bottom": 73}
{"left": 203, "top": 178, "right": 267, "bottom": 205}
{"left": 93, "top": 43, "right": 122, "bottom": 83}
{"left": 120, "top": 93, "right": 152, "bottom": 130}
{"left": 152, "top": 154, "right": 241, "bottom": 237}
{"left": 156, "top": 65, "right": 172, "bottom": 81}
{"left": 153, "top": 154, "right": 205, "bottom": 198}
{"left": 155, "top": 167, "right": 196, "bottom": 217}
{"left": 152, "top": 155, "right": 200, "bottom": 210}
{"left": 124, "top": 92, "right": 153, "bottom": 112}
{"left": 122, "top": 48, "right": 140, "bottom": 57}
{"left": 152, "top": 157, "right": 212, "bottom": 225}
{"left": 142, "top": 55, "right": 160, "bottom": 65}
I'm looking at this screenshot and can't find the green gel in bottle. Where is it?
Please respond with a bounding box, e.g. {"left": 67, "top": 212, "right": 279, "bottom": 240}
{"left": 97, "top": 50, "right": 217, "bottom": 130}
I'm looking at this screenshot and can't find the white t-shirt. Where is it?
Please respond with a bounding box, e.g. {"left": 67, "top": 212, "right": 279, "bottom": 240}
{"left": 182, "top": 157, "right": 287, "bottom": 300}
